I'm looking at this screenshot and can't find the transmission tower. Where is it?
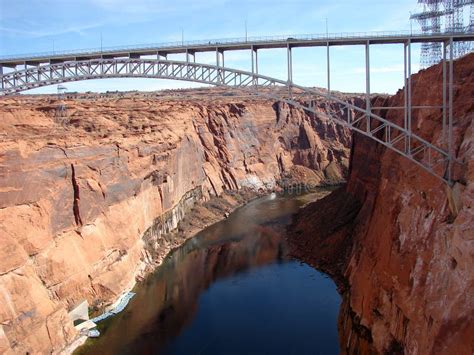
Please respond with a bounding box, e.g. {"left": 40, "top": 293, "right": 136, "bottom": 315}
{"left": 411, "top": 1, "right": 444, "bottom": 68}
{"left": 411, "top": 0, "right": 474, "bottom": 68}
{"left": 444, "top": 0, "right": 473, "bottom": 56}
{"left": 469, "top": 0, "right": 474, "bottom": 50}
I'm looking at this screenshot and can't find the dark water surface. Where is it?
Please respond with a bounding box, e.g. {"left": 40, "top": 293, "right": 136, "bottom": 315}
{"left": 79, "top": 193, "right": 341, "bottom": 354}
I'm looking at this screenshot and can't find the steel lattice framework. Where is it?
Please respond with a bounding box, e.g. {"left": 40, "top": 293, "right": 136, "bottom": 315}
{"left": 0, "top": 58, "right": 455, "bottom": 184}
{"left": 411, "top": 0, "right": 474, "bottom": 67}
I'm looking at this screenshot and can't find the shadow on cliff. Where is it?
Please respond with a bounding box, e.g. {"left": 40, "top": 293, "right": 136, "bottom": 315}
{"left": 286, "top": 52, "right": 474, "bottom": 354}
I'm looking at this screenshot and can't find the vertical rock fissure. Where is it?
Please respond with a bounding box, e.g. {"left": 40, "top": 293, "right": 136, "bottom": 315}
{"left": 0, "top": 90, "right": 358, "bottom": 354}
{"left": 71, "top": 164, "right": 83, "bottom": 226}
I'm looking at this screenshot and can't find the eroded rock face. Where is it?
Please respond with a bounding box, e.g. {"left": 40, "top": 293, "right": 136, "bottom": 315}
{"left": 289, "top": 53, "right": 474, "bottom": 353}
{"left": 0, "top": 91, "right": 351, "bottom": 353}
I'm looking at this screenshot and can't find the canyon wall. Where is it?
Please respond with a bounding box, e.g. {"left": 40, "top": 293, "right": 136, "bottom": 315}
{"left": 289, "top": 53, "right": 474, "bottom": 354}
{"left": 0, "top": 91, "right": 351, "bottom": 353}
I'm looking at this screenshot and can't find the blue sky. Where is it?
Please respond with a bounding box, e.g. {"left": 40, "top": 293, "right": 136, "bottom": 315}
{"left": 0, "top": 0, "right": 426, "bottom": 94}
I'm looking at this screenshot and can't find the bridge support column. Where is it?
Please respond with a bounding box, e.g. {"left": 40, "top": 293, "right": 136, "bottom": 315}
{"left": 251, "top": 46, "right": 258, "bottom": 87}
{"left": 326, "top": 41, "right": 330, "bottom": 96}
{"left": 448, "top": 36, "right": 454, "bottom": 183}
{"left": 216, "top": 48, "right": 224, "bottom": 83}
{"left": 365, "top": 41, "right": 371, "bottom": 133}
{"left": 404, "top": 42, "right": 408, "bottom": 137}
{"left": 442, "top": 41, "right": 447, "bottom": 147}
{"left": 216, "top": 49, "right": 224, "bottom": 67}
{"left": 157, "top": 52, "right": 167, "bottom": 60}
{"left": 287, "top": 44, "right": 292, "bottom": 97}
{"left": 185, "top": 50, "right": 195, "bottom": 77}
{"left": 0, "top": 65, "right": 3, "bottom": 90}
{"left": 407, "top": 39, "right": 412, "bottom": 155}
{"left": 254, "top": 49, "right": 258, "bottom": 75}
{"left": 403, "top": 40, "right": 412, "bottom": 154}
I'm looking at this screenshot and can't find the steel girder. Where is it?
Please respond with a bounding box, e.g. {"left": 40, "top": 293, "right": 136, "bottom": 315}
{"left": 0, "top": 58, "right": 454, "bottom": 184}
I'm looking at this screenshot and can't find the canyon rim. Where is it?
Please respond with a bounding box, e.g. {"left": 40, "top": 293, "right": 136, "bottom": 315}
{"left": 0, "top": 36, "right": 472, "bottom": 355}
{"left": 0, "top": 89, "right": 352, "bottom": 353}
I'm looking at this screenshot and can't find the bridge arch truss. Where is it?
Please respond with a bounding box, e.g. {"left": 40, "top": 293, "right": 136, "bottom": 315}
{"left": 0, "top": 57, "right": 459, "bottom": 184}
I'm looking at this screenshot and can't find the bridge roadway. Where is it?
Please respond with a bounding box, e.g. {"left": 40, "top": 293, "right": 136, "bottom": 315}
{"left": 1, "top": 31, "right": 474, "bottom": 67}
{"left": 0, "top": 31, "right": 473, "bottom": 185}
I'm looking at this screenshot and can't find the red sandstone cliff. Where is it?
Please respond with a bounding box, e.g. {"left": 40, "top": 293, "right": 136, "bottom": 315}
{"left": 289, "top": 53, "right": 474, "bottom": 354}
{"left": 0, "top": 91, "right": 351, "bottom": 353}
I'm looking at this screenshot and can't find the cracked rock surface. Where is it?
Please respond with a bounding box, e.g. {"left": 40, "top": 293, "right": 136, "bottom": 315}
{"left": 287, "top": 53, "right": 474, "bottom": 354}
{"left": 0, "top": 88, "right": 353, "bottom": 353}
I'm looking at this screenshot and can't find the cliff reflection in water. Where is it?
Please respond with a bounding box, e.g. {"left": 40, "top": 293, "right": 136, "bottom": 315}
{"left": 80, "top": 193, "right": 340, "bottom": 354}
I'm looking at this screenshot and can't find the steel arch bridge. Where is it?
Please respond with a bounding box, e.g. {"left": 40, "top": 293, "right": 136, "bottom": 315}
{"left": 0, "top": 57, "right": 453, "bottom": 184}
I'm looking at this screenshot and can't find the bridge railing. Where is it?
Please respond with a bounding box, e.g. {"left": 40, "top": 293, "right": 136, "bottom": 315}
{"left": 1, "top": 29, "right": 472, "bottom": 62}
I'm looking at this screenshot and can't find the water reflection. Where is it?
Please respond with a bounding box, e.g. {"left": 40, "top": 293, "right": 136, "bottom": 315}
{"left": 79, "top": 193, "right": 340, "bottom": 354}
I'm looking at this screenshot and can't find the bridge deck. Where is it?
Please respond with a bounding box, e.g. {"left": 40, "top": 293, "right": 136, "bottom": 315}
{"left": 1, "top": 31, "right": 473, "bottom": 67}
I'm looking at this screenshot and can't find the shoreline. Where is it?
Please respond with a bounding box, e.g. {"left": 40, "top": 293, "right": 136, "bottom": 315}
{"left": 68, "top": 187, "right": 264, "bottom": 354}
{"left": 70, "top": 186, "right": 335, "bottom": 354}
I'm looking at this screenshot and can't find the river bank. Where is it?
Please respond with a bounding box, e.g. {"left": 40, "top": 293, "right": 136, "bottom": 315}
{"left": 74, "top": 189, "right": 338, "bottom": 354}
{"left": 66, "top": 187, "right": 263, "bottom": 353}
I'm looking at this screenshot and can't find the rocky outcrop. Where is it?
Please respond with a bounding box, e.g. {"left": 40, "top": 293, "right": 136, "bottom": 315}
{"left": 288, "top": 53, "right": 474, "bottom": 354}
{"left": 0, "top": 90, "right": 351, "bottom": 353}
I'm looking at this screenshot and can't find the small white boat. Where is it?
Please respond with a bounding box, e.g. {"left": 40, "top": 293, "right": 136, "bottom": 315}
{"left": 87, "top": 329, "right": 100, "bottom": 338}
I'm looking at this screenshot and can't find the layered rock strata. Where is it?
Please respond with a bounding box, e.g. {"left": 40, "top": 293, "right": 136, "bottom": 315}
{"left": 0, "top": 91, "right": 352, "bottom": 353}
{"left": 288, "top": 53, "right": 474, "bottom": 354}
